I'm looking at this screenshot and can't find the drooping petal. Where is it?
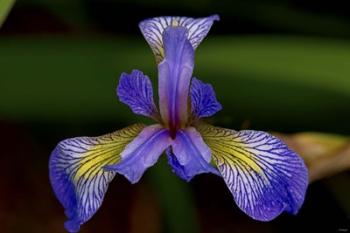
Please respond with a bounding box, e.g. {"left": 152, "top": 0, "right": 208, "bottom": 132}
{"left": 49, "top": 124, "right": 144, "bottom": 232}
{"left": 105, "top": 124, "right": 172, "bottom": 184}
{"left": 166, "top": 148, "right": 188, "bottom": 181}
{"left": 168, "top": 127, "right": 220, "bottom": 181}
{"left": 158, "top": 27, "right": 194, "bottom": 131}
{"left": 190, "top": 77, "right": 222, "bottom": 118}
{"left": 117, "top": 70, "right": 159, "bottom": 120}
{"left": 139, "top": 15, "right": 219, "bottom": 63}
{"left": 197, "top": 124, "right": 308, "bottom": 221}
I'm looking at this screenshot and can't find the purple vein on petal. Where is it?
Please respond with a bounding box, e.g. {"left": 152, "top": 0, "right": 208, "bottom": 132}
{"left": 117, "top": 69, "right": 159, "bottom": 120}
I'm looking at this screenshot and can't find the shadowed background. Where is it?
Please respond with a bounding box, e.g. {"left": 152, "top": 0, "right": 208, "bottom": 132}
{"left": 0, "top": 0, "right": 350, "bottom": 232}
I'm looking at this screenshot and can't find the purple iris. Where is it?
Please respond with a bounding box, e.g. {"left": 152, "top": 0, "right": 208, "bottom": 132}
{"left": 49, "top": 15, "right": 308, "bottom": 233}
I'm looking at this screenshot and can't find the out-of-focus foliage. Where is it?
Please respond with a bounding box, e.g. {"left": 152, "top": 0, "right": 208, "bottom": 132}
{"left": 0, "top": 0, "right": 15, "bottom": 26}
{"left": 1, "top": 36, "right": 350, "bottom": 134}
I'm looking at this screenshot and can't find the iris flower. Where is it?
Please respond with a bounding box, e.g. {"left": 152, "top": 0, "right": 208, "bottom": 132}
{"left": 49, "top": 15, "right": 308, "bottom": 233}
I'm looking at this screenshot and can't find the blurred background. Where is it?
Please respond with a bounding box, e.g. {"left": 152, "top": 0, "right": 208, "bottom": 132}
{"left": 0, "top": 0, "right": 350, "bottom": 232}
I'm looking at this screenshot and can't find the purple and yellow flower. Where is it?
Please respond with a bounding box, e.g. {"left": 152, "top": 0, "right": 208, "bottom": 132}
{"left": 49, "top": 15, "right": 308, "bottom": 233}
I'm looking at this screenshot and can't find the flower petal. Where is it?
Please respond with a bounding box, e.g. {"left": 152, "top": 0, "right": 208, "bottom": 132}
{"left": 197, "top": 124, "right": 308, "bottom": 221}
{"left": 105, "top": 124, "right": 172, "bottom": 184}
{"left": 190, "top": 77, "right": 222, "bottom": 118}
{"left": 49, "top": 124, "right": 144, "bottom": 232}
{"left": 168, "top": 127, "right": 220, "bottom": 181}
{"left": 158, "top": 27, "right": 194, "bottom": 131}
{"left": 139, "top": 15, "right": 219, "bottom": 63}
{"left": 117, "top": 70, "right": 159, "bottom": 120}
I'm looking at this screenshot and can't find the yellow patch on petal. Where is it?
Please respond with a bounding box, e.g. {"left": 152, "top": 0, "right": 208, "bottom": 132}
{"left": 49, "top": 123, "right": 145, "bottom": 228}
{"left": 73, "top": 124, "right": 145, "bottom": 181}
{"left": 196, "top": 123, "right": 308, "bottom": 221}
{"left": 196, "top": 123, "right": 267, "bottom": 180}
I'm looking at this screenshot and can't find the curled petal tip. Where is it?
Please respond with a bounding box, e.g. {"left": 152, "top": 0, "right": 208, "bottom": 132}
{"left": 103, "top": 164, "right": 141, "bottom": 184}
{"left": 210, "top": 14, "right": 220, "bottom": 21}
{"left": 64, "top": 220, "right": 80, "bottom": 233}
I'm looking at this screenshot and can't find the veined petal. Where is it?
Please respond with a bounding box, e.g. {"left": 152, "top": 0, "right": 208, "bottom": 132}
{"left": 190, "top": 77, "right": 222, "bottom": 118}
{"left": 197, "top": 124, "right": 308, "bottom": 221}
{"left": 105, "top": 124, "right": 172, "bottom": 184}
{"left": 139, "top": 15, "right": 219, "bottom": 63}
{"left": 49, "top": 124, "right": 144, "bottom": 232}
{"left": 168, "top": 127, "right": 220, "bottom": 181}
{"left": 117, "top": 70, "right": 159, "bottom": 120}
{"left": 158, "top": 27, "right": 194, "bottom": 131}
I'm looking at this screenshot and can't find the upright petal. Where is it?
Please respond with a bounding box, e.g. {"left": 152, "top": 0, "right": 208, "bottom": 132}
{"left": 190, "top": 77, "right": 222, "bottom": 119}
{"left": 197, "top": 124, "right": 308, "bottom": 221}
{"left": 105, "top": 124, "right": 172, "bottom": 184}
{"left": 168, "top": 127, "right": 220, "bottom": 181}
{"left": 139, "top": 15, "right": 219, "bottom": 63}
{"left": 117, "top": 70, "right": 159, "bottom": 120}
{"left": 49, "top": 124, "right": 144, "bottom": 232}
{"left": 158, "top": 27, "right": 194, "bottom": 132}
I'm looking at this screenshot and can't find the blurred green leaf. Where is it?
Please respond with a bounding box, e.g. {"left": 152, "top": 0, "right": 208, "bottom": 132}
{"left": 148, "top": 157, "right": 199, "bottom": 233}
{"left": 1, "top": 36, "right": 350, "bottom": 133}
{"left": 0, "top": 0, "right": 15, "bottom": 27}
{"left": 221, "top": 1, "right": 350, "bottom": 37}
